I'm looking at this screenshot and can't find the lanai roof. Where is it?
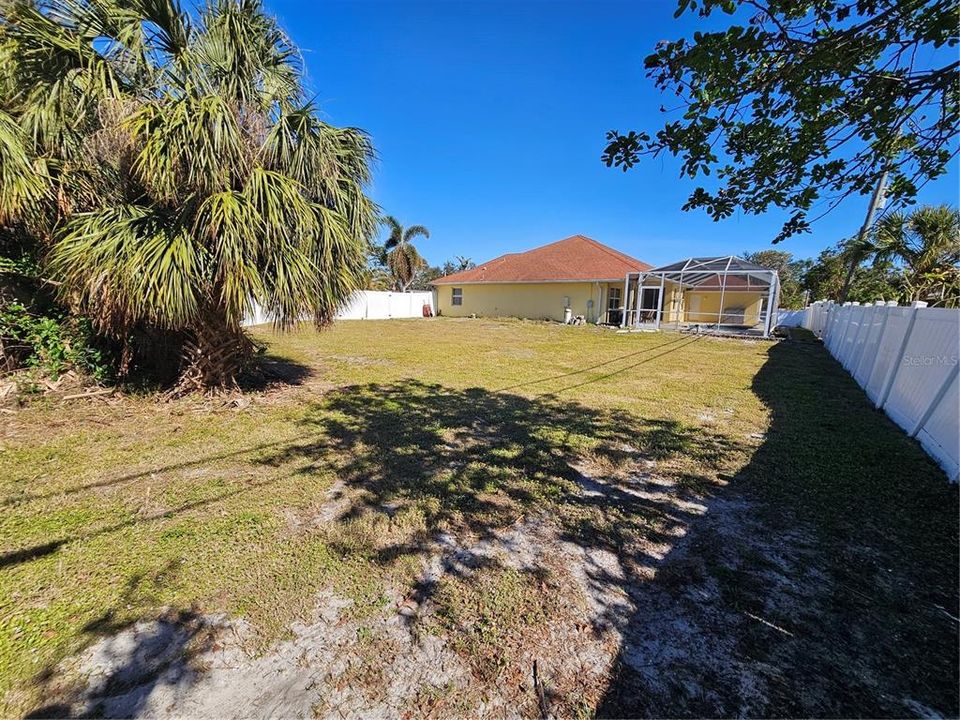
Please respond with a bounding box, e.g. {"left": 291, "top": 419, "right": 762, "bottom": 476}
{"left": 643, "top": 255, "right": 777, "bottom": 289}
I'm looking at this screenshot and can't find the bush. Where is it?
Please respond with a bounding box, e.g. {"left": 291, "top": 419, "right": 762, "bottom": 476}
{"left": 0, "top": 303, "right": 112, "bottom": 383}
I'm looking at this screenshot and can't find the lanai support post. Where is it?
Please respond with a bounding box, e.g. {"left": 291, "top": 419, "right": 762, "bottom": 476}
{"left": 620, "top": 273, "right": 630, "bottom": 328}
{"left": 716, "top": 256, "right": 733, "bottom": 332}
{"left": 655, "top": 273, "right": 665, "bottom": 329}
{"left": 763, "top": 272, "right": 778, "bottom": 337}
{"left": 633, "top": 274, "right": 642, "bottom": 328}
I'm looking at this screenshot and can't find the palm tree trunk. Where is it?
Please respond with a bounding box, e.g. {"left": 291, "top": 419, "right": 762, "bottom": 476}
{"left": 840, "top": 168, "right": 890, "bottom": 303}
{"left": 171, "top": 306, "right": 256, "bottom": 395}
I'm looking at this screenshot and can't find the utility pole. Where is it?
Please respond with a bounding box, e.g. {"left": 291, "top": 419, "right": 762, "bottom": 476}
{"left": 838, "top": 169, "right": 889, "bottom": 303}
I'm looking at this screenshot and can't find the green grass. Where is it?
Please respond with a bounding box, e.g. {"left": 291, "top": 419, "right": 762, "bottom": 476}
{"left": 0, "top": 318, "right": 956, "bottom": 716}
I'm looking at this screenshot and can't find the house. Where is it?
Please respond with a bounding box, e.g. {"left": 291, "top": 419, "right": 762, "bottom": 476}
{"left": 431, "top": 235, "right": 651, "bottom": 323}
{"left": 622, "top": 256, "right": 781, "bottom": 337}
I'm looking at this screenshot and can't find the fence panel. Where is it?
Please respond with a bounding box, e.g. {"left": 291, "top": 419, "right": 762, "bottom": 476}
{"left": 834, "top": 305, "right": 860, "bottom": 366}
{"left": 243, "top": 290, "right": 435, "bottom": 325}
{"left": 336, "top": 293, "right": 368, "bottom": 320}
{"left": 916, "top": 372, "right": 960, "bottom": 482}
{"left": 864, "top": 306, "right": 914, "bottom": 404}
{"left": 851, "top": 304, "right": 889, "bottom": 386}
{"left": 804, "top": 301, "right": 959, "bottom": 481}
{"left": 776, "top": 310, "right": 806, "bottom": 327}
{"left": 884, "top": 308, "right": 959, "bottom": 434}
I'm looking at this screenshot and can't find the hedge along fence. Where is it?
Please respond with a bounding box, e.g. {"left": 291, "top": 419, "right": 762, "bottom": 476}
{"left": 804, "top": 300, "right": 959, "bottom": 482}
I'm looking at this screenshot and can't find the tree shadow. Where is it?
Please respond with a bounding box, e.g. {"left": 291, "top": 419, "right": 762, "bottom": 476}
{"left": 18, "top": 332, "right": 956, "bottom": 717}
{"left": 256, "top": 378, "right": 746, "bottom": 710}
{"left": 595, "top": 331, "right": 960, "bottom": 718}
{"left": 238, "top": 353, "right": 313, "bottom": 391}
{"left": 26, "top": 562, "right": 216, "bottom": 719}
{"left": 259, "top": 377, "right": 737, "bottom": 552}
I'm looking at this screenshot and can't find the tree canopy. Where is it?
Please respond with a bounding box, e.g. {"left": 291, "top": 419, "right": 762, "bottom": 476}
{"left": 741, "top": 249, "right": 811, "bottom": 308}
{"left": 603, "top": 0, "right": 959, "bottom": 242}
{"left": 383, "top": 216, "right": 429, "bottom": 292}
{"left": 0, "top": 0, "right": 377, "bottom": 390}
{"left": 872, "top": 204, "right": 960, "bottom": 305}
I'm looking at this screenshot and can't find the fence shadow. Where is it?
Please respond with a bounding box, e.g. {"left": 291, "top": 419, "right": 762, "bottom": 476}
{"left": 595, "top": 332, "right": 960, "bottom": 717}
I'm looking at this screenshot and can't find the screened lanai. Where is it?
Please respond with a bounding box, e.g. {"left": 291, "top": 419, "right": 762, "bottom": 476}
{"left": 620, "top": 256, "right": 781, "bottom": 337}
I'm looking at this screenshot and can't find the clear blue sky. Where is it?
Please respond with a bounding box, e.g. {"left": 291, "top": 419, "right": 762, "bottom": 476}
{"left": 268, "top": 0, "right": 959, "bottom": 268}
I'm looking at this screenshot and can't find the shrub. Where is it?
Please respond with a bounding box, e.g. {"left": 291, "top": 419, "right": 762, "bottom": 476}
{"left": 0, "top": 303, "right": 112, "bottom": 383}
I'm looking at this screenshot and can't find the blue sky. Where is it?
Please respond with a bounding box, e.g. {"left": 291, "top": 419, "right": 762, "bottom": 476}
{"left": 268, "top": 0, "right": 959, "bottom": 268}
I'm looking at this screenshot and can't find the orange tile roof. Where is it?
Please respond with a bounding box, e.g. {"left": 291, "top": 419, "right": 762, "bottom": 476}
{"left": 431, "top": 235, "right": 651, "bottom": 285}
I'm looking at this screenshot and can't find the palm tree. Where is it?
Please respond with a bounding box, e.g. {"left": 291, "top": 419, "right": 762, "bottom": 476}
{"left": 873, "top": 205, "right": 960, "bottom": 307}
{"left": 0, "top": 0, "right": 377, "bottom": 392}
{"left": 383, "top": 216, "right": 429, "bottom": 292}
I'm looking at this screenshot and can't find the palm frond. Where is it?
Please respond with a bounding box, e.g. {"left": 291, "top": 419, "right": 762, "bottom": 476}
{"left": 50, "top": 204, "right": 200, "bottom": 330}
{"left": 403, "top": 224, "right": 429, "bottom": 243}
{"left": 0, "top": 108, "right": 48, "bottom": 223}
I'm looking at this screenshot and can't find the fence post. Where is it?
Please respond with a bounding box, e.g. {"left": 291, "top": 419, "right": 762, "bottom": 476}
{"left": 821, "top": 301, "right": 831, "bottom": 337}
{"left": 876, "top": 301, "right": 927, "bottom": 410}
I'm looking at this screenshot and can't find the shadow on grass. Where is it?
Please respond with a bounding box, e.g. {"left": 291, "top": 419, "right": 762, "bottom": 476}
{"left": 26, "top": 562, "right": 215, "bottom": 719}
{"left": 238, "top": 353, "right": 313, "bottom": 391}
{"left": 0, "top": 456, "right": 292, "bottom": 569}
{"left": 260, "top": 376, "right": 735, "bottom": 551}
{"left": 494, "top": 334, "right": 696, "bottom": 393}
{"left": 19, "top": 375, "right": 740, "bottom": 718}
{"left": 14, "top": 333, "right": 958, "bottom": 717}
{"left": 255, "top": 377, "right": 744, "bottom": 712}
{"left": 596, "top": 331, "right": 960, "bottom": 718}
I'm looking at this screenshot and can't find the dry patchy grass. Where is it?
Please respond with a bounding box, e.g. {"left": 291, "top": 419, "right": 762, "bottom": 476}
{"left": 0, "top": 318, "right": 956, "bottom": 717}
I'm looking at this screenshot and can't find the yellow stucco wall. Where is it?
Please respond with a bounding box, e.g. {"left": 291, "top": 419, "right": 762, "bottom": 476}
{"left": 682, "top": 291, "right": 765, "bottom": 326}
{"left": 435, "top": 282, "right": 615, "bottom": 322}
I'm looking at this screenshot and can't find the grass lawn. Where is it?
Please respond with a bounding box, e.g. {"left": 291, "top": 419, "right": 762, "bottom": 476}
{"left": 1, "top": 318, "right": 957, "bottom": 717}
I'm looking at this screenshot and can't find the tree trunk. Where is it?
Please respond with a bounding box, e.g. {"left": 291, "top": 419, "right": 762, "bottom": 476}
{"left": 838, "top": 258, "right": 859, "bottom": 303}
{"left": 171, "top": 309, "right": 256, "bottom": 396}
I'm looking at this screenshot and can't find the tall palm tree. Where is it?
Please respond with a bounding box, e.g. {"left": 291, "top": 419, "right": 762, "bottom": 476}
{"left": 873, "top": 205, "right": 960, "bottom": 307}
{"left": 0, "top": 0, "right": 377, "bottom": 392}
{"left": 383, "top": 216, "right": 429, "bottom": 292}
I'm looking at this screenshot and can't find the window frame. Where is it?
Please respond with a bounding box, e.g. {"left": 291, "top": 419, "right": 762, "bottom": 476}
{"left": 607, "top": 286, "right": 622, "bottom": 310}
{"left": 451, "top": 287, "right": 463, "bottom": 306}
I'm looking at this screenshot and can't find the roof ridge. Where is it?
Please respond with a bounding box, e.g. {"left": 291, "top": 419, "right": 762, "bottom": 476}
{"left": 577, "top": 235, "right": 650, "bottom": 268}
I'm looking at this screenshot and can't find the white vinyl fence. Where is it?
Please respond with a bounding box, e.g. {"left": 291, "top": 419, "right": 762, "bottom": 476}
{"left": 776, "top": 309, "right": 806, "bottom": 327}
{"left": 334, "top": 291, "right": 434, "bottom": 320}
{"left": 244, "top": 291, "right": 434, "bottom": 326}
{"left": 803, "top": 300, "right": 959, "bottom": 481}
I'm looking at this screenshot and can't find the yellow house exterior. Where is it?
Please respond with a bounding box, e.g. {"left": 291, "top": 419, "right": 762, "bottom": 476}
{"left": 434, "top": 281, "right": 627, "bottom": 323}
{"left": 681, "top": 291, "right": 765, "bottom": 326}
{"left": 637, "top": 282, "right": 765, "bottom": 326}
{"left": 432, "top": 245, "right": 779, "bottom": 336}
{"left": 431, "top": 235, "right": 651, "bottom": 323}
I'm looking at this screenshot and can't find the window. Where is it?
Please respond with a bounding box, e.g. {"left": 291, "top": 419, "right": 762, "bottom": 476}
{"left": 640, "top": 288, "right": 661, "bottom": 310}
{"left": 607, "top": 286, "right": 622, "bottom": 311}
{"left": 606, "top": 286, "right": 623, "bottom": 324}
{"left": 451, "top": 287, "right": 463, "bottom": 306}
